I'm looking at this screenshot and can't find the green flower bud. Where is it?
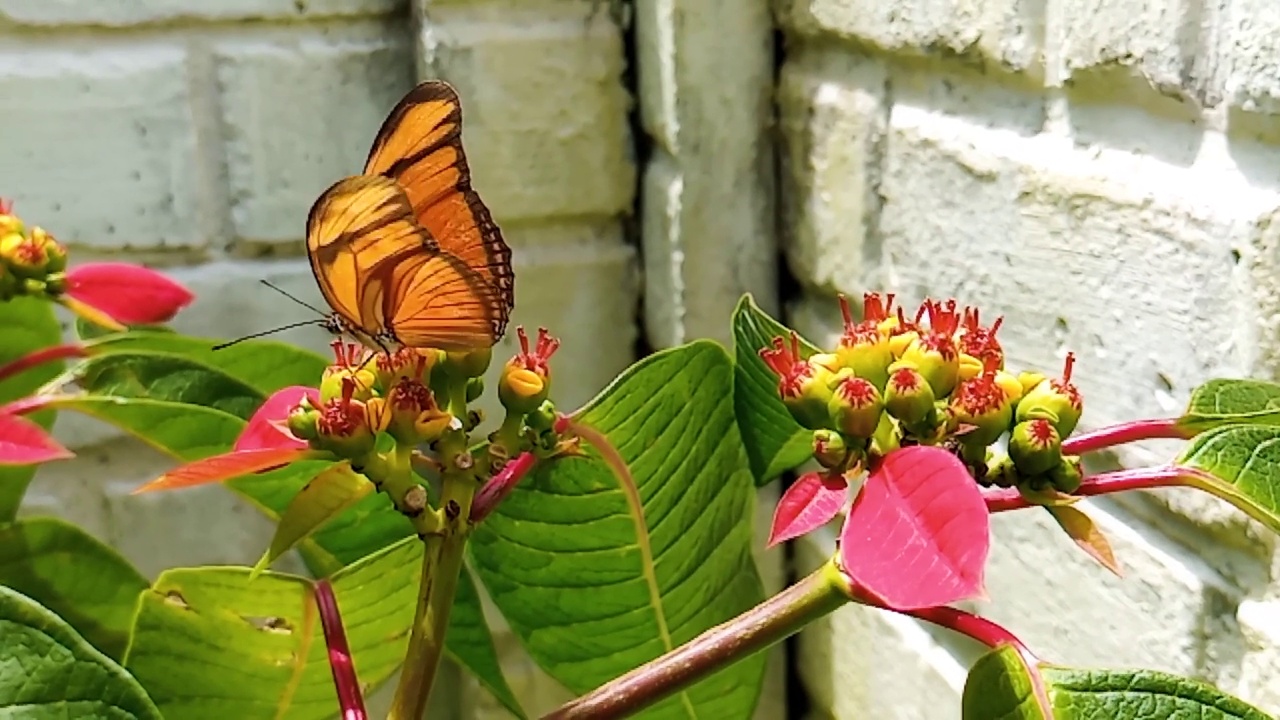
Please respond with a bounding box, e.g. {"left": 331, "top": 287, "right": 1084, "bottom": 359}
{"left": 1016, "top": 355, "right": 1083, "bottom": 438}
{"left": 444, "top": 347, "right": 492, "bottom": 379}
{"left": 828, "top": 376, "right": 883, "bottom": 439}
{"left": 812, "top": 429, "right": 848, "bottom": 469}
{"left": 1008, "top": 418, "right": 1062, "bottom": 477}
{"left": 287, "top": 401, "right": 320, "bottom": 442}
{"left": 894, "top": 333, "right": 960, "bottom": 399}
{"left": 526, "top": 399, "right": 557, "bottom": 433}
{"left": 949, "top": 370, "right": 1013, "bottom": 448}
{"left": 466, "top": 377, "right": 485, "bottom": 403}
{"left": 884, "top": 366, "right": 935, "bottom": 426}
{"left": 834, "top": 328, "right": 892, "bottom": 392}
{"left": 1048, "top": 455, "right": 1083, "bottom": 494}
{"left": 0, "top": 232, "right": 47, "bottom": 279}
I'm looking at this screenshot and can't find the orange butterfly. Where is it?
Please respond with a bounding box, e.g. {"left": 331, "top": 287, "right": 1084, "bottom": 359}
{"left": 307, "top": 81, "right": 514, "bottom": 352}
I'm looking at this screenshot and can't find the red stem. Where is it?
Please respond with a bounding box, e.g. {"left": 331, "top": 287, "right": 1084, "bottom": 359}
{"left": 0, "top": 344, "right": 86, "bottom": 384}
{"left": 314, "top": 579, "right": 368, "bottom": 720}
{"left": 983, "top": 465, "right": 1189, "bottom": 512}
{"left": 470, "top": 451, "right": 537, "bottom": 523}
{"left": 0, "top": 394, "right": 58, "bottom": 416}
{"left": 1061, "top": 418, "right": 1190, "bottom": 455}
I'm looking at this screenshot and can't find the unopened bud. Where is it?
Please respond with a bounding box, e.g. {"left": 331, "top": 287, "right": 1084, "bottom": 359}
{"left": 1048, "top": 455, "right": 1083, "bottom": 494}
{"left": 812, "top": 429, "right": 847, "bottom": 469}
{"left": 828, "top": 376, "right": 883, "bottom": 439}
{"left": 884, "top": 366, "right": 936, "bottom": 426}
{"left": 1008, "top": 418, "right": 1062, "bottom": 477}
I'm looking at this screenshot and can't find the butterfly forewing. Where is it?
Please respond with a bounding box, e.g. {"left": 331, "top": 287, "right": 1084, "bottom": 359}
{"left": 306, "top": 175, "right": 432, "bottom": 338}
{"left": 363, "top": 80, "right": 515, "bottom": 321}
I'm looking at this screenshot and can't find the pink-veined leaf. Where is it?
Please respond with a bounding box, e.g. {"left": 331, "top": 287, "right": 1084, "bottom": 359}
{"left": 1046, "top": 504, "right": 1122, "bottom": 577}
{"left": 233, "top": 385, "right": 318, "bottom": 452}
{"left": 839, "top": 446, "right": 990, "bottom": 610}
{"left": 767, "top": 471, "right": 848, "bottom": 547}
{"left": 64, "top": 262, "right": 193, "bottom": 325}
{"left": 0, "top": 412, "right": 72, "bottom": 465}
{"left": 134, "top": 447, "right": 314, "bottom": 493}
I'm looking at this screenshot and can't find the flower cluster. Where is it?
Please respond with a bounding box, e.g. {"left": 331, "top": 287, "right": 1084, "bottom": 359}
{"left": 0, "top": 199, "right": 193, "bottom": 329}
{"left": 762, "top": 293, "right": 1083, "bottom": 494}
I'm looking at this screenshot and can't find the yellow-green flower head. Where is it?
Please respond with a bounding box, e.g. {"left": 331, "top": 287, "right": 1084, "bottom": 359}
{"left": 883, "top": 365, "right": 936, "bottom": 427}
{"left": 833, "top": 293, "right": 898, "bottom": 390}
{"left": 828, "top": 375, "right": 884, "bottom": 439}
{"left": 1015, "top": 352, "right": 1083, "bottom": 438}
{"left": 1008, "top": 418, "right": 1061, "bottom": 476}
{"left": 948, "top": 359, "right": 1014, "bottom": 447}
{"left": 320, "top": 341, "right": 377, "bottom": 403}
{"left": 760, "top": 332, "right": 838, "bottom": 431}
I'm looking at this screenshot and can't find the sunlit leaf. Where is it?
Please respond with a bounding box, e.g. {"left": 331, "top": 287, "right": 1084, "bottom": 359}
{"left": 1041, "top": 663, "right": 1272, "bottom": 718}
{"left": 0, "top": 297, "right": 63, "bottom": 519}
{"left": 840, "top": 446, "right": 989, "bottom": 610}
{"left": 255, "top": 463, "right": 372, "bottom": 577}
{"left": 731, "top": 293, "right": 820, "bottom": 484}
{"left": 471, "top": 340, "right": 767, "bottom": 718}
{"left": 0, "top": 517, "right": 149, "bottom": 660}
{"left": 0, "top": 584, "right": 162, "bottom": 719}
{"left": 1180, "top": 378, "right": 1280, "bottom": 433}
{"left": 1175, "top": 424, "right": 1280, "bottom": 534}
{"left": 961, "top": 645, "right": 1048, "bottom": 720}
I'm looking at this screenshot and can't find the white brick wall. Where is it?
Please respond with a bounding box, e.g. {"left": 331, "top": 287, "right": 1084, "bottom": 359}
{"left": 779, "top": 0, "right": 1280, "bottom": 716}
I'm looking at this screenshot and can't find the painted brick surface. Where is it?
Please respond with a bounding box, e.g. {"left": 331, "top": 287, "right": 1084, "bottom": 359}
{"left": 779, "top": 0, "right": 1280, "bottom": 715}
{"left": 0, "top": 0, "right": 403, "bottom": 26}
{"left": 0, "top": 47, "right": 200, "bottom": 251}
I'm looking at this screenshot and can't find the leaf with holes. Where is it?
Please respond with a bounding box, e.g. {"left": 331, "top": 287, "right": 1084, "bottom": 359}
{"left": 731, "top": 294, "right": 821, "bottom": 484}
{"left": 0, "top": 297, "right": 64, "bottom": 519}
{"left": 840, "top": 446, "right": 989, "bottom": 610}
{"left": 0, "top": 517, "right": 149, "bottom": 660}
{"left": 1175, "top": 424, "right": 1280, "bottom": 534}
{"left": 0, "top": 584, "right": 162, "bottom": 719}
{"left": 470, "top": 340, "right": 766, "bottom": 718}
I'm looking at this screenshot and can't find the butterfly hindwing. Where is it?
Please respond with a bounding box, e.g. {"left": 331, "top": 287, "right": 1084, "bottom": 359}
{"left": 364, "top": 80, "right": 515, "bottom": 322}
{"left": 387, "top": 251, "right": 506, "bottom": 350}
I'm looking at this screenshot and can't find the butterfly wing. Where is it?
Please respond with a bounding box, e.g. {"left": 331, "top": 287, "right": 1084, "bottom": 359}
{"left": 386, "top": 251, "right": 507, "bottom": 350}
{"left": 364, "top": 81, "right": 515, "bottom": 320}
{"left": 306, "top": 175, "right": 434, "bottom": 339}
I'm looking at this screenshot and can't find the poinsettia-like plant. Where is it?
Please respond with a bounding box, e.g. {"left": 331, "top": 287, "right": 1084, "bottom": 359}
{"left": 1, "top": 196, "right": 1277, "bottom": 720}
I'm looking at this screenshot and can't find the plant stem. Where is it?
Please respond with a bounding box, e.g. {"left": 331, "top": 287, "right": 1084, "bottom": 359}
{"left": 541, "top": 562, "right": 850, "bottom": 720}
{"left": 314, "top": 579, "right": 368, "bottom": 720}
{"left": 1061, "top": 418, "right": 1190, "bottom": 455}
{"left": 983, "top": 465, "right": 1186, "bottom": 512}
{"left": 388, "top": 431, "right": 477, "bottom": 720}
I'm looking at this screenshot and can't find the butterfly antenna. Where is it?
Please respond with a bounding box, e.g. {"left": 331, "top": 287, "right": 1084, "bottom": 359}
{"left": 259, "top": 279, "right": 327, "bottom": 317}
{"left": 212, "top": 319, "right": 325, "bottom": 351}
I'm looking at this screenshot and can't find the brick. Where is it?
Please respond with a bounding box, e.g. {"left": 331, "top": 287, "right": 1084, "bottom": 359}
{"left": 778, "top": 0, "right": 1043, "bottom": 76}
{"left": 635, "top": 0, "right": 778, "bottom": 348}
{"left": 0, "top": 48, "right": 201, "bottom": 251}
{"left": 794, "top": 533, "right": 966, "bottom": 718}
{"left": 984, "top": 503, "right": 1241, "bottom": 682}
{"left": 1220, "top": 1, "right": 1280, "bottom": 125}
{"left": 216, "top": 34, "right": 413, "bottom": 245}
{"left": 0, "top": 0, "right": 402, "bottom": 26}
{"left": 777, "top": 53, "right": 887, "bottom": 298}
{"left": 1238, "top": 599, "right": 1280, "bottom": 715}
{"left": 1050, "top": 0, "right": 1215, "bottom": 106}
{"left": 416, "top": 3, "right": 633, "bottom": 223}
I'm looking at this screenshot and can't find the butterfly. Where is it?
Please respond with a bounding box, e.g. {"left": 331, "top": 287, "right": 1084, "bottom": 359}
{"left": 306, "top": 81, "right": 514, "bottom": 353}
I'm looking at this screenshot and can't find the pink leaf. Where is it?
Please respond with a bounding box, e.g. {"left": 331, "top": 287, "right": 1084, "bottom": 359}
{"left": 233, "top": 386, "right": 318, "bottom": 452}
{"left": 134, "top": 447, "right": 311, "bottom": 493}
{"left": 839, "top": 446, "right": 990, "bottom": 610}
{"left": 0, "top": 413, "right": 73, "bottom": 465}
{"left": 65, "top": 261, "right": 194, "bottom": 325}
{"left": 767, "top": 472, "right": 848, "bottom": 547}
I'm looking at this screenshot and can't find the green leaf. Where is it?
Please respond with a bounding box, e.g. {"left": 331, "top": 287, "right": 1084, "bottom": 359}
{"left": 46, "top": 396, "right": 246, "bottom": 460}
{"left": 1175, "top": 424, "right": 1280, "bottom": 534}
{"left": 254, "top": 462, "right": 374, "bottom": 577}
{"left": 731, "top": 293, "right": 819, "bottom": 484}
{"left": 962, "top": 645, "right": 1046, "bottom": 720}
{"left": 471, "top": 340, "right": 767, "bottom": 718}
{"left": 0, "top": 584, "right": 162, "bottom": 719}
{"left": 0, "top": 297, "right": 64, "bottom": 519}
{"left": 75, "top": 319, "right": 174, "bottom": 342}
{"left": 1042, "top": 665, "right": 1273, "bottom": 719}
{"left": 1180, "top": 379, "right": 1280, "bottom": 433}
{"left": 124, "top": 537, "right": 421, "bottom": 720}
{"left": 52, "top": 352, "right": 264, "bottom": 420}
{"left": 0, "top": 517, "right": 149, "bottom": 660}
{"left": 83, "top": 330, "right": 328, "bottom": 396}
{"left": 450, "top": 566, "right": 528, "bottom": 719}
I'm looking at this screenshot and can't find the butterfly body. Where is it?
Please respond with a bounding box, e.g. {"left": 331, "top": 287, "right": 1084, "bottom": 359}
{"left": 306, "top": 81, "right": 514, "bottom": 353}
